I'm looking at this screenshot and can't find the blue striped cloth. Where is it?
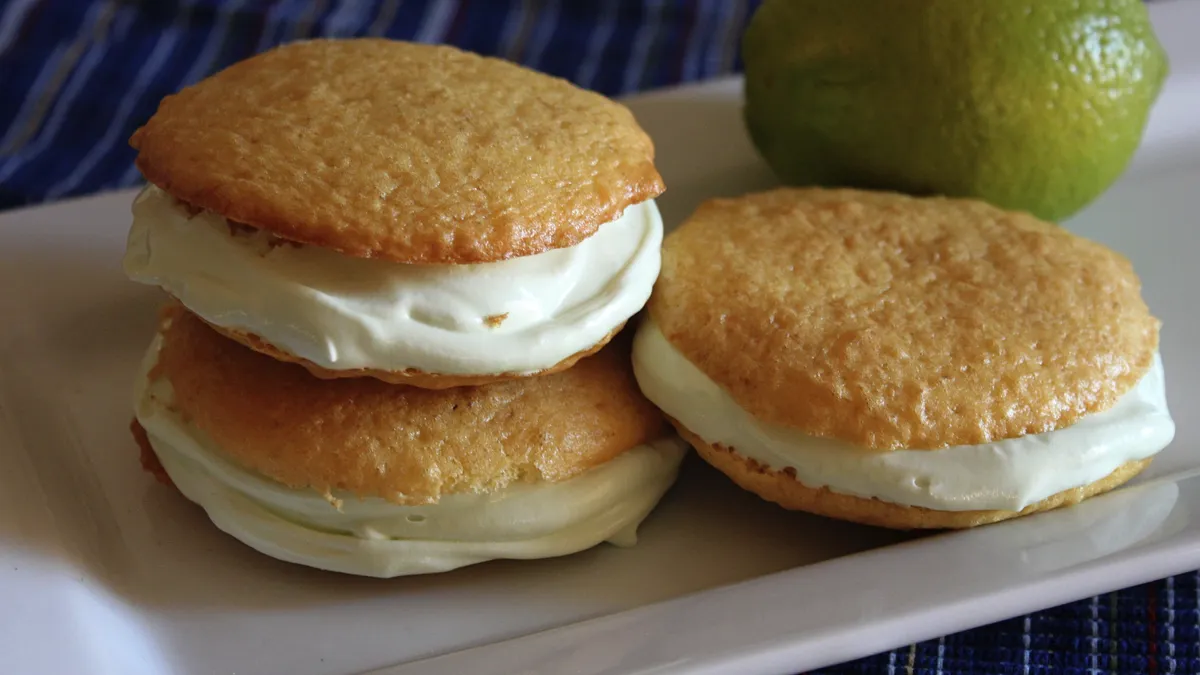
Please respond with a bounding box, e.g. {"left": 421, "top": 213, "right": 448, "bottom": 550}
{"left": 1, "top": 2, "right": 1195, "bottom": 674}
{"left": 0, "top": 0, "right": 754, "bottom": 209}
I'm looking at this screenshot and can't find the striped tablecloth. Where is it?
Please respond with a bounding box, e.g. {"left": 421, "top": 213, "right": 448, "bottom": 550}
{"left": 1, "top": 2, "right": 1195, "bottom": 673}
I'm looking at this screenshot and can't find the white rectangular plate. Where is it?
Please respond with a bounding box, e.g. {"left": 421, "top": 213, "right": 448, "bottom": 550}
{"left": 2, "top": 3, "right": 1199, "bottom": 673}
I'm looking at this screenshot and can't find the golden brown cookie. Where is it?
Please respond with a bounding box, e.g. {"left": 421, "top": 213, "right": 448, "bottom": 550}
{"left": 130, "top": 418, "right": 173, "bottom": 488}
{"left": 650, "top": 187, "right": 1159, "bottom": 450}
{"left": 147, "top": 308, "right": 667, "bottom": 504}
{"left": 207, "top": 319, "right": 626, "bottom": 389}
{"left": 130, "top": 39, "right": 663, "bottom": 264}
{"left": 677, "top": 422, "right": 1151, "bottom": 530}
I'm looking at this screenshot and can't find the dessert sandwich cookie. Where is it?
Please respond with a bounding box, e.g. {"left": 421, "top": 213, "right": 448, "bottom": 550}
{"left": 123, "top": 39, "right": 664, "bottom": 388}
{"left": 633, "top": 188, "right": 1176, "bottom": 530}
{"left": 131, "top": 307, "right": 686, "bottom": 577}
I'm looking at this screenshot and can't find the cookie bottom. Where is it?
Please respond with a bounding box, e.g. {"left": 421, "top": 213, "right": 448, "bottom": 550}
{"left": 131, "top": 418, "right": 173, "bottom": 487}
{"left": 207, "top": 317, "right": 625, "bottom": 389}
{"left": 672, "top": 420, "right": 1152, "bottom": 530}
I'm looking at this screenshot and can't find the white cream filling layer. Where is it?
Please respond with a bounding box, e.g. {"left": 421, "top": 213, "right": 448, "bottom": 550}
{"left": 124, "top": 186, "right": 662, "bottom": 376}
{"left": 632, "top": 318, "right": 1175, "bottom": 512}
{"left": 134, "top": 336, "right": 686, "bottom": 578}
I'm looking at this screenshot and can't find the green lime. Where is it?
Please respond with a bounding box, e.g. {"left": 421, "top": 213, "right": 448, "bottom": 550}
{"left": 742, "top": 0, "right": 1169, "bottom": 222}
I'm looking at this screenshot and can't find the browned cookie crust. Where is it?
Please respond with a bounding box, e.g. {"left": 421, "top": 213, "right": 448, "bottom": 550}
{"left": 144, "top": 307, "right": 667, "bottom": 504}
{"left": 651, "top": 188, "right": 1159, "bottom": 450}
{"left": 131, "top": 39, "right": 663, "bottom": 264}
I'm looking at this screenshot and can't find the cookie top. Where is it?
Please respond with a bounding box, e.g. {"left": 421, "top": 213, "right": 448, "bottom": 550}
{"left": 130, "top": 39, "right": 663, "bottom": 264}
{"left": 150, "top": 308, "right": 667, "bottom": 504}
{"left": 650, "top": 188, "right": 1160, "bottom": 450}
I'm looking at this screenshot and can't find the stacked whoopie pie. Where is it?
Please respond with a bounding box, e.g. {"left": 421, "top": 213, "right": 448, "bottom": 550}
{"left": 124, "top": 40, "right": 685, "bottom": 577}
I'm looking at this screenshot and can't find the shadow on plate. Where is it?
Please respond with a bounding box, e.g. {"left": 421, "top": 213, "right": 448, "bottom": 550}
{"left": 0, "top": 243, "right": 164, "bottom": 584}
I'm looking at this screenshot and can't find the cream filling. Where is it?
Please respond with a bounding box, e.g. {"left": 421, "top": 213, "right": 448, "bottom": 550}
{"left": 124, "top": 185, "right": 662, "bottom": 376}
{"left": 632, "top": 318, "right": 1176, "bottom": 512}
{"left": 134, "top": 336, "right": 686, "bottom": 578}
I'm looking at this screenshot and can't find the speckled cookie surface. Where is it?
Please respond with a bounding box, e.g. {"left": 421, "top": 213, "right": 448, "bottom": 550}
{"left": 130, "top": 39, "right": 663, "bottom": 264}
{"left": 650, "top": 188, "right": 1159, "bottom": 450}
{"left": 148, "top": 308, "right": 667, "bottom": 504}
{"left": 208, "top": 319, "right": 625, "bottom": 389}
{"left": 677, "top": 424, "right": 1151, "bottom": 530}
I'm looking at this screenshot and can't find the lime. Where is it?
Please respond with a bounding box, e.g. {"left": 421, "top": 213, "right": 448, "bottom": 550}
{"left": 742, "top": 0, "right": 1169, "bottom": 222}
